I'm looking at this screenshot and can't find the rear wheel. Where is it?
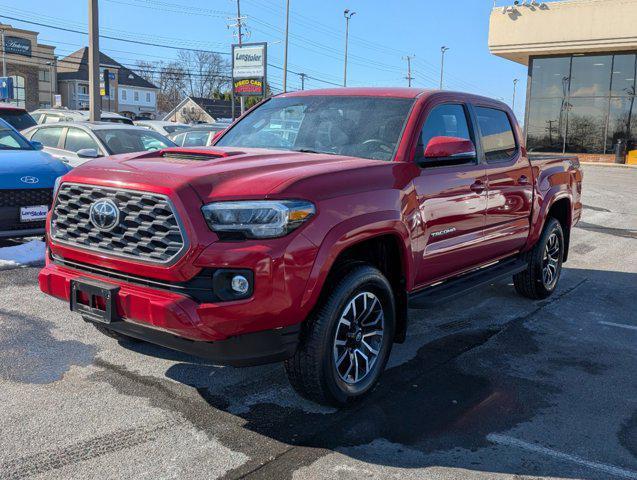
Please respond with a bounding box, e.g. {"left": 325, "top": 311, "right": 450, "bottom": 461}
{"left": 514, "top": 218, "right": 564, "bottom": 299}
{"left": 285, "top": 265, "right": 395, "bottom": 406}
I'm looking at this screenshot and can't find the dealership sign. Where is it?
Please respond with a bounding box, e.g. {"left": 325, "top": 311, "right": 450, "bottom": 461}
{"left": 232, "top": 42, "right": 266, "bottom": 97}
{"left": 4, "top": 36, "right": 32, "bottom": 57}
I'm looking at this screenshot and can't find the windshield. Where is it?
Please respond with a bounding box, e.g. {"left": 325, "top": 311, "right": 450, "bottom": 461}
{"left": 164, "top": 125, "right": 189, "bottom": 134}
{"left": 94, "top": 129, "right": 175, "bottom": 155}
{"left": 216, "top": 96, "right": 414, "bottom": 161}
{"left": 0, "top": 109, "right": 37, "bottom": 130}
{"left": 0, "top": 127, "right": 33, "bottom": 150}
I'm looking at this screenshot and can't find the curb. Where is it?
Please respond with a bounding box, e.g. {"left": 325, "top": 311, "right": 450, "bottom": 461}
{"left": 580, "top": 162, "right": 637, "bottom": 169}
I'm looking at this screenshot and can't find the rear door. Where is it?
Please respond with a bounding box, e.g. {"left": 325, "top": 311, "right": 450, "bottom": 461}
{"left": 411, "top": 102, "right": 488, "bottom": 287}
{"left": 472, "top": 105, "right": 533, "bottom": 258}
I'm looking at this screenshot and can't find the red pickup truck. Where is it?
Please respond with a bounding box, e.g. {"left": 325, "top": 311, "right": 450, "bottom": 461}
{"left": 39, "top": 88, "right": 582, "bottom": 405}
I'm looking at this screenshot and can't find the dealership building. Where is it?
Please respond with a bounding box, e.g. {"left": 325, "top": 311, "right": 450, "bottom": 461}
{"left": 489, "top": 0, "right": 637, "bottom": 163}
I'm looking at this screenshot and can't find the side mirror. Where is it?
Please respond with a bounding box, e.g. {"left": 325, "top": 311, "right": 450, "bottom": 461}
{"left": 77, "top": 148, "right": 100, "bottom": 159}
{"left": 30, "top": 141, "right": 44, "bottom": 150}
{"left": 421, "top": 136, "right": 476, "bottom": 164}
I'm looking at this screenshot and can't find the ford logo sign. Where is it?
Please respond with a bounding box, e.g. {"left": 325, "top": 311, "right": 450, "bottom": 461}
{"left": 89, "top": 199, "right": 120, "bottom": 232}
{"left": 20, "top": 176, "right": 39, "bottom": 184}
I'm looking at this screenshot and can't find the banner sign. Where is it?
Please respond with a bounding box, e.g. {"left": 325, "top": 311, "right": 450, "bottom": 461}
{"left": 5, "top": 36, "right": 32, "bottom": 57}
{"left": 0, "top": 77, "right": 14, "bottom": 100}
{"left": 233, "top": 78, "right": 264, "bottom": 96}
{"left": 232, "top": 42, "right": 267, "bottom": 97}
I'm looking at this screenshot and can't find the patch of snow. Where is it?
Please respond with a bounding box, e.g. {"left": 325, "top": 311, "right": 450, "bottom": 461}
{"left": 0, "top": 240, "right": 46, "bottom": 270}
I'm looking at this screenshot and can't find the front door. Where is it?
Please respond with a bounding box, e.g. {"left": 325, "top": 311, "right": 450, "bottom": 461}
{"left": 411, "top": 103, "right": 488, "bottom": 287}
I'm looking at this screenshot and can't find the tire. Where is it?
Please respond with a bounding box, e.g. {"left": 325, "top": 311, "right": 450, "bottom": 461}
{"left": 284, "top": 265, "right": 395, "bottom": 406}
{"left": 514, "top": 217, "right": 564, "bottom": 300}
{"left": 92, "top": 323, "right": 142, "bottom": 343}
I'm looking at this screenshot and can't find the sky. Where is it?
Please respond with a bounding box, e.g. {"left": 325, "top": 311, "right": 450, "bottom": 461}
{"left": 0, "top": 0, "right": 537, "bottom": 120}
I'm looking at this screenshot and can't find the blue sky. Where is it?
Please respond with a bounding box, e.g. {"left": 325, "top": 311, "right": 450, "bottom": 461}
{"left": 0, "top": 0, "right": 532, "bottom": 120}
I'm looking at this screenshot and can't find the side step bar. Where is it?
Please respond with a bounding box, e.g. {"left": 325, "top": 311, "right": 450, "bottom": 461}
{"left": 408, "top": 258, "right": 528, "bottom": 309}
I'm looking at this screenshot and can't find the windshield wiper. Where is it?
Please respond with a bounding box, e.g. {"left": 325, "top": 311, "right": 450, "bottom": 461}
{"left": 291, "top": 148, "right": 337, "bottom": 155}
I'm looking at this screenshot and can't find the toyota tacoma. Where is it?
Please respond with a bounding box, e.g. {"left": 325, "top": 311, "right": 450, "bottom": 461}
{"left": 39, "top": 88, "right": 582, "bottom": 405}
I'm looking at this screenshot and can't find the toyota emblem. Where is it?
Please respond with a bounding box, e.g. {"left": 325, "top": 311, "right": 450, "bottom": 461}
{"left": 20, "top": 176, "right": 40, "bottom": 184}
{"left": 89, "top": 199, "right": 120, "bottom": 232}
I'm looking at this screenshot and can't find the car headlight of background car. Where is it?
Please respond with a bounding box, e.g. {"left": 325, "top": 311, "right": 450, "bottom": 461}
{"left": 201, "top": 200, "right": 315, "bottom": 239}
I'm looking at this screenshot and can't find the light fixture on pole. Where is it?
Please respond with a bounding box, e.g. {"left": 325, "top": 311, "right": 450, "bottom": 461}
{"left": 439, "top": 46, "right": 449, "bottom": 90}
{"left": 343, "top": 9, "right": 355, "bottom": 87}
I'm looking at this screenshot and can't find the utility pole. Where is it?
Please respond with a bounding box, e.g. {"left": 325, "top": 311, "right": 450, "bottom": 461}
{"left": 282, "top": 0, "right": 290, "bottom": 92}
{"left": 299, "top": 72, "right": 307, "bottom": 90}
{"left": 343, "top": 9, "right": 355, "bottom": 87}
{"left": 233, "top": 0, "right": 246, "bottom": 115}
{"left": 403, "top": 55, "right": 414, "bottom": 87}
{"left": 1, "top": 28, "right": 6, "bottom": 78}
{"left": 47, "top": 61, "right": 53, "bottom": 107}
{"left": 88, "top": 0, "right": 101, "bottom": 122}
{"left": 439, "top": 46, "right": 449, "bottom": 90}
{"left": 512, "top": 78, "right": 519, "bottom": 112}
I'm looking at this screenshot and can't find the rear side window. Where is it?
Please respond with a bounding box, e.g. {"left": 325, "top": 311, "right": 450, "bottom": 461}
{"left": 475, "top": 107, "right": 517, "bottom": 162}
{"left": 31, "top": 127, "right": 64, "bottom": 148}
{"left": 65, "top": 128, "right": 99, "bottom": 152}
{"left": 183, "top": 131, "right": 211, "bottom": 147}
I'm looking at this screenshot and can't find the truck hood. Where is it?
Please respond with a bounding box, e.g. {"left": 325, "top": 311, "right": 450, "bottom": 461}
{"left": 0, "top": 149, "right": 70, "bottom": 189}
{"left": 64, "top": 147, "right": 383, "bottom": 201}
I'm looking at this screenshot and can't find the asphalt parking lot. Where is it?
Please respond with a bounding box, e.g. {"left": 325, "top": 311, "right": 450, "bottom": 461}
{"left": 0, "top": 164, "right": 635, "bottom": 480}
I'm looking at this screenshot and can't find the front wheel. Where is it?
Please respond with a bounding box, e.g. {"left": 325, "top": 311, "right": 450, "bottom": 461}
{"left": 514, "top": 217, "right": 564, "bottom": 300}
{"left": 284, "top": 265, "right": 395, "bottom": 406}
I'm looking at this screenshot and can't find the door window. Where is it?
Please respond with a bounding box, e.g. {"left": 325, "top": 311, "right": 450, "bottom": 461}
{"left": 418, "top": 104, "right": 473, "bottom": 164}
{"left": 64, "top": 128, "right": 99, "bottom": 152}
{"left": 183, "top": 131, "right": 211, "bottom": 147}
{"left": 30, "top": 127, "right": 64, "bottom": 148}
{"left": 475, "top": 107, "right": 517, "bottom": 162}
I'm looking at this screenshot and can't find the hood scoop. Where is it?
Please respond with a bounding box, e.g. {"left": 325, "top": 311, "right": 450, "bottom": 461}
{"left": 137, "top": 147, "right": 245, "bottom": 162}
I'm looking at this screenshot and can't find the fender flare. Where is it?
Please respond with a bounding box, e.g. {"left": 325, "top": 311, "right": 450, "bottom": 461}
{"left": 525, "top": 187, "right": 572, "bottom": 252}
{"left": 300, "top": 210, "right": 412, "bottom": 312}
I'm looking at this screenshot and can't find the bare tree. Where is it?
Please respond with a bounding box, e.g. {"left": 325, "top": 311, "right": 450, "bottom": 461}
{"left": 134, "top": 60, "right": 156, "bottom": 84}
{"left": 177, "top": 50, "right": 230, "bottom": 98}
{"left": 156, "top": 61, "right": 188, "bottom": 113}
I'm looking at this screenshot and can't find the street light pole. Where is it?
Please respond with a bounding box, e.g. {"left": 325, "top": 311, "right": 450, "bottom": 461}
{"left": 282, "top": 0, "right": 290, "bottom": 92}
{"left": 299, "top": 72, "right": 306, "bottom": 90}
{"left": 439, "top": 46, "right": 449, "bottom": 90}
{"left": 343, "top": 9, "right": 355, "bottom": 87}
{"left": 512, "top": 78, "right": 519, "bottom": 112}
{"left": 403, "top": 55, "right": 414, "bottom": 87}
{"left": 236, "top": 0, "right": 245, "bottom": 115}
{"left": 88, "top": 0, "right": 101, "bottom": 122}
{"left": 1, "top": 28, "right": 6, "bottom": 78}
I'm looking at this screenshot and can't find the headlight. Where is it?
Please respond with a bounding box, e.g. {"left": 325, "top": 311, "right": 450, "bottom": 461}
{"left": 202, "top": 200, "right": 315, "bottom": 239}
{"left": 53, "top": 176, "right": 63, "bottom": 197}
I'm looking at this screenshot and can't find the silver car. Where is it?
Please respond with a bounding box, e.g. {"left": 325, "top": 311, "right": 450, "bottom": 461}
{"left": 134, "top": 120, "right": 190, "bottom": 137}
{"left": 22, "top": 122, "right": 175, "bottom": 168}
{"left": 30, "top": 109, "right": 134, "bottom": 125}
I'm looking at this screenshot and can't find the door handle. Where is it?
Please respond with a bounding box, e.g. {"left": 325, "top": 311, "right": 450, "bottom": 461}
{"left": 470, "top": 180, "right": 486, "bottom": 193}
{"left": 518, "top": 175, "right": 529, "bottom": 185}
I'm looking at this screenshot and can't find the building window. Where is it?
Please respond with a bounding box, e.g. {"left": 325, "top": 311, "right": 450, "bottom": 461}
{"left": 10, "top": 75, "right": 26, "bottom": 108}
{"left": 78, "top": 84, "right": 89, "bottom": 95}
{"left": 146, "top": 92, "right": 151, "bottom": 102}
{"left": 122, "top": 89, "right": 127, "bottom": 101}
{"left": 38, "top": 69, "right": 50, "bottom": 82}
{"left": 134, "top": 91, "right": 139, "bottom": 101}
{"left": 527, "top": 53, "right": 637, "bottom": 155}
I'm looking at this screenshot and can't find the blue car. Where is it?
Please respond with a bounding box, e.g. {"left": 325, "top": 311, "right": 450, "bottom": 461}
{"left": 0, "top": 118, "right": 70, "bottom": 239}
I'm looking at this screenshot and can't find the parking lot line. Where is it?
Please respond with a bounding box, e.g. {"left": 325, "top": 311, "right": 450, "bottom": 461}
{"left": 486, "top": 433, "right": 637, "bottom": 479}
{"left": 598, "top": 321, "right": 637, "bottom": 332}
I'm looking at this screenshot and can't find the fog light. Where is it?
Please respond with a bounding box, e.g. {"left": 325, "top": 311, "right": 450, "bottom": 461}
{"left": 231, "top": 275, "right": 250, "bottom": 295}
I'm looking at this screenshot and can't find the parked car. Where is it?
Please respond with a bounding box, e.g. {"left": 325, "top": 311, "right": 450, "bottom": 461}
{"left": 22, "top": 122, "right": 175, "bottom": 168}
{"left": 134, "top": 120, "right": 190, "bottom": 137}
{"left": 0, "top": 103, "right": 37, "bottom": 131}
{"left": 0, "top": 118, "right": 70, "bottom": 238}
{"left": 39, "top": 88, "right": 583, "bottom": 405}
{"left": 169, "top": 123, "right": 228, "bottom": 147}
{"left": 30, "top": 109, "right": 134, "bottom": 125}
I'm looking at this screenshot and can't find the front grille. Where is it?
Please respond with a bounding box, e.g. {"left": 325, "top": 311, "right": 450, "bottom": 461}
{"left": 0, "top": 188, "right": 52, "bottom": 232}
{"left": 0, "top": 188, "right": 53, "bottom": 208}
{"left": 51, "top": 183, "right": 187, "bottom": 264}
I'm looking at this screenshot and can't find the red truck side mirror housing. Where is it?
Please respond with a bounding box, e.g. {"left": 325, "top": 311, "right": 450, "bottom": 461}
{"left": 422, "top": 136, "right": 476, "bottom": 161}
